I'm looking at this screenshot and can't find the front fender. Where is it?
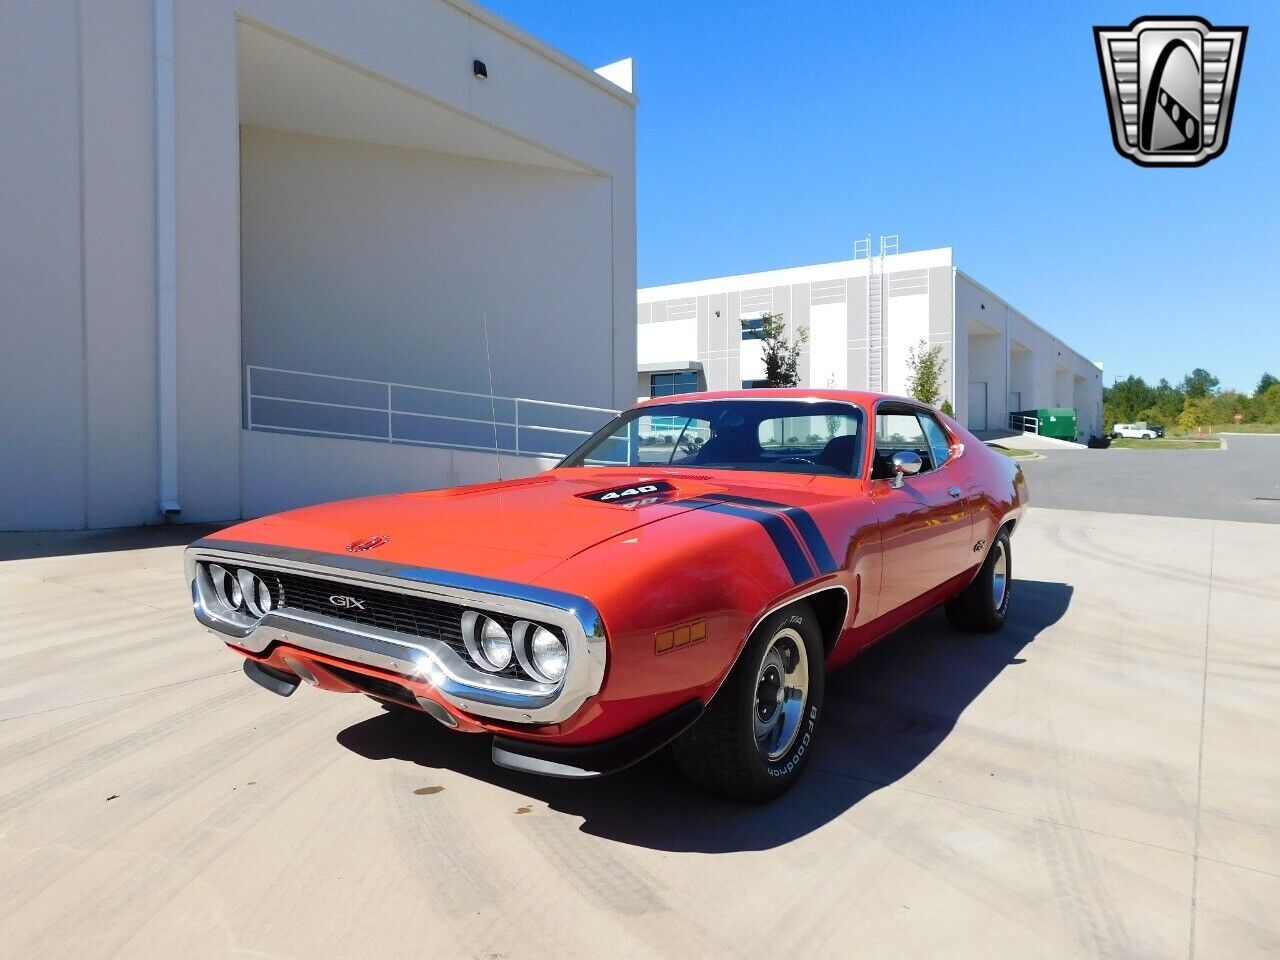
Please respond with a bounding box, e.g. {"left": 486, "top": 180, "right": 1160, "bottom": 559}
{"left": 532, "top": 504, "right": 849, "bottom": 744}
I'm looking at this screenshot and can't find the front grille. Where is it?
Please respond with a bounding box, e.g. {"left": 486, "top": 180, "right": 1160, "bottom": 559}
{"left": 325, "top": 663, "right": 420, "bottom": 707}
{"left": 238, "top": 565, "right": 550, "bottom": 680}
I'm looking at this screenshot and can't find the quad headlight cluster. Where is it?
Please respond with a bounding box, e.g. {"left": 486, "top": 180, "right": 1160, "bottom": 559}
{"left": 205, "top": 563, "right": 275, "bottom": 618}
{"left": 460, "top": 611, "right": 568, "bottom": 683}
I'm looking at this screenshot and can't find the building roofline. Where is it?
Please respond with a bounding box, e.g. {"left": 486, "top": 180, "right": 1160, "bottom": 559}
{"left": 443, "top": 0, "right": 637, "bottom": 106}
{"left": 639, "top": 360, "right": 703, "bottom": 373}
{"left": 954, "top": 269, "right": 1099, "bottom": 371}
{"left": 638, "top": 247, "right": 954, "bottom": 300}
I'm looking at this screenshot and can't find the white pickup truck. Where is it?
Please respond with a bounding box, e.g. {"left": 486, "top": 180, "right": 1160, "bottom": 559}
{"left": 1111, "top": 422, "right": 1165, "bottom": 439}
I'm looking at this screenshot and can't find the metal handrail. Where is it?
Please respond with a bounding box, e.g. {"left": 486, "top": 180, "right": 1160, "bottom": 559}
{"left": 245, "top": 365, "right": 617, "bottom": 459}
{"left": 1009, "top": 413, "right": 1039, "bottom": 434}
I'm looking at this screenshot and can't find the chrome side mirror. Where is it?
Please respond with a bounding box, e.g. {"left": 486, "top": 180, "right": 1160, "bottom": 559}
{"left": 890, "top": 451, "right": 923, "bottom": 488}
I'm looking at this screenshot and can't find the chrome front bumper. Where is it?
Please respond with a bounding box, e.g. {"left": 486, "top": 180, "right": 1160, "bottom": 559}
{"left": 184, "top": 539, "right": 607, "bottom": 725}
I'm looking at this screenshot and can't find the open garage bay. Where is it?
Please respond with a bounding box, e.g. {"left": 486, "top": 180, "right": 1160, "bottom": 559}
{"left": 1, "top": 503, "right": 1277, "bottom": 959}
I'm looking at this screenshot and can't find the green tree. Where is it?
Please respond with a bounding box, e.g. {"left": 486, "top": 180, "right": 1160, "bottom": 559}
{"left": 904, "top": 340, "right": 947, "bottom": 407}
{"left": 1103, "top": 375, "right": 1157, "bottom": 427}
{"left": 1181, "top": 368, "right": 1220, "bottom": 399}
{"left": 1209, "top": 390, "right": 1249, "bottom": 425}
{"left": 1151, "top": 378, "right": 1184, "bottom": 425}
{"left": 1103, "top": 399, "right": 1122, "bottom": 432}
{"left": 748, "top": 312, "right": 808, "bottom": 388}
{"left": 1256, "top": 383, "right": 1280, "bottom": 423}
{"left": 1176, "top": 397, "right": 1205, "bottom": 432}
{"left": 1257, "top": 372, "right": 1279, "bottom": 397}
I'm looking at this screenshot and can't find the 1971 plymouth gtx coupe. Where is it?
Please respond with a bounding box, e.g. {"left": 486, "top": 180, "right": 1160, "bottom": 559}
{"left": 186, "top": 390, "right": 1026, "bottom": 800}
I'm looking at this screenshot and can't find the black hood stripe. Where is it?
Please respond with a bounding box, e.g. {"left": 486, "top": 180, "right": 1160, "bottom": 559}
{"left": 682, "top": 498, "right": 813, "bottom": 584}
{"left": 693, "top": 493, "right": 838, "bottom": 575}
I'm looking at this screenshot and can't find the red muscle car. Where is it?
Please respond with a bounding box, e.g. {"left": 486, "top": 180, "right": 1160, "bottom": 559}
{"left": 186, "top": 390, "right": 1026, "bottom": 800}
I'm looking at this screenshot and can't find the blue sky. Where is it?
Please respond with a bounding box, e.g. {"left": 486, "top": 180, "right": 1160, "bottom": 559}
{"left": 484, "top": 2, "right": 1279, "bottom": 392}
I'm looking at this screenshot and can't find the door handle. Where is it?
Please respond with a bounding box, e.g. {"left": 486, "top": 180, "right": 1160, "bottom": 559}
{"left": 948, "top": 486, "right": 963, "bottom": 499}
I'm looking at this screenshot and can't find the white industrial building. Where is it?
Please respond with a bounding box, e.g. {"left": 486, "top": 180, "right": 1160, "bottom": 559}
{"left": 638, "top": 243, "right": 1103, "bottom": 438}
{"left": 2, "top": 0, "right": 635, "bottom": 531}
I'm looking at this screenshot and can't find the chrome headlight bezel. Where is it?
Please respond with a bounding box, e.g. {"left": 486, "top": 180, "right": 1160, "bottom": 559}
{"left": 200, "top": 562, "right": 274, "bottom": 628}
{"left": 513, "top": 620, "right": 569, "bottom": 683}
{"left": 461, "top": 611, "right": 514, "bottom": 672}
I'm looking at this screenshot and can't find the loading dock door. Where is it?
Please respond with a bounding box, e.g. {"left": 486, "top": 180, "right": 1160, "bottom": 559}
{"left": 968, "top": 381, "right": 988, "bottom": 431}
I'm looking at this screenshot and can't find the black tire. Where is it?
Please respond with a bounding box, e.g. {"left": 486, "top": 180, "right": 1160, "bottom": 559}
{"left": 672, "top": 602, "right": 825, "bottom": 802}
{"left": 945, "top": 527, "right": 1012, "bottom": 633}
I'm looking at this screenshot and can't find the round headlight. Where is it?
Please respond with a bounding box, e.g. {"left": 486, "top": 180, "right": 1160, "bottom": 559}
{"left": 528, "top": 626, "right": 568, "bottom": 682}
{"left": 461, "top": 611, "right": 513, "bottom": 672}
{"left": 257, "top": 579, "right": 273, "bottom": 613}
{"left": 480, "top": 618, "right": 513, "bottom": 670}
{"left": 208, "top": 564, "right": 245, "bottom": 611}
{"left": 236, "top": 568, "right": 274, "bottom": 618}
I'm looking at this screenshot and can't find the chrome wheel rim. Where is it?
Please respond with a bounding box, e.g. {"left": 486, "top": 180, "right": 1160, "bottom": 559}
{"left": 753, "top": 628, "right": 809, "bottom": 761}
{"left": 991, "top": 541, "right": 1008, "bottom": 609}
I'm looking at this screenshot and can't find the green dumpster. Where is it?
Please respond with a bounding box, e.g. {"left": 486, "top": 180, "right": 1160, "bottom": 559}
{"left": 1011, "top": 408, "right": 1077, "bottom": 441}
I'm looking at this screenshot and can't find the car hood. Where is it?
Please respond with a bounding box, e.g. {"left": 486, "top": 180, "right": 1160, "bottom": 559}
{"left": 201, "top": 470, "right": 775, "bottom": 583}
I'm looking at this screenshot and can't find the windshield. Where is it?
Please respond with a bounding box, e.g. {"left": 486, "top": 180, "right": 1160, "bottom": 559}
{"left": 560, "top": 399, "right": 866, "bottom": 476}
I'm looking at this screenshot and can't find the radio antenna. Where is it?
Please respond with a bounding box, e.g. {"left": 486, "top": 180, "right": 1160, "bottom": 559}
{"left": 481, "top": 310, "right": 503, "bottom": 481}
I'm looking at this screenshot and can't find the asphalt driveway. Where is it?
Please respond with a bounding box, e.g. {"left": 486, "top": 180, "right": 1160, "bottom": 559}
{"left": 0, "top": 503, "right": 1277, "bottom": 959}
{"left": 1019, "top": 433, "right": 1280, "bottom": 523}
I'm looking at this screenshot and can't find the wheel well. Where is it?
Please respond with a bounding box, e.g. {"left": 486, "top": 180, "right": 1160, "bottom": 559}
{"left": 800, "top": 587, "right": 849, "bottom": 657}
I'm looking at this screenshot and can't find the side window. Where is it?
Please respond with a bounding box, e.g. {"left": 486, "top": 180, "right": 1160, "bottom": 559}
{"left": 917, "top": 412, "right": 952, "bottom": 469}
{"left": 872, "top": 411, "right": 929, "bottom": 478}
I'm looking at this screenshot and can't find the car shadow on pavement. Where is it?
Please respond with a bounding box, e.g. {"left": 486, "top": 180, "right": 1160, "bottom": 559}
{"left": 336, "top": 578, "right": 1072, "bottom": 853}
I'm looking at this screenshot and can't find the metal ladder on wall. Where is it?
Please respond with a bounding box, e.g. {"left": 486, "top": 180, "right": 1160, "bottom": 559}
{"left": 856, "top": 235, "right": 898, "bottom": 392}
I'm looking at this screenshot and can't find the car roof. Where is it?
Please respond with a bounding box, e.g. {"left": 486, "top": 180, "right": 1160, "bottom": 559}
{"left": 632, "top": 388, "right": 912, "bottom": 410}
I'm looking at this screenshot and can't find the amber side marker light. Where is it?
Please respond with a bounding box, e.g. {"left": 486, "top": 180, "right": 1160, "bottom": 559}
{"left": 656, "top": 619, "right": 707, "bottom": 654}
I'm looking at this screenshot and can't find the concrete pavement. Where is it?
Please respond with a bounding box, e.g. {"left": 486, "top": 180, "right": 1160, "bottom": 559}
{"left": 0, "top": 506, "right": 1277, "bottom": 959}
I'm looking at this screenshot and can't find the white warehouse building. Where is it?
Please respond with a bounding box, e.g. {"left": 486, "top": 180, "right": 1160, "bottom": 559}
{"left": 638, "top": 245, "right": 1103, "bottom": 439}
{"left": 2, "top": 0, "right": 636, "bottom": 531}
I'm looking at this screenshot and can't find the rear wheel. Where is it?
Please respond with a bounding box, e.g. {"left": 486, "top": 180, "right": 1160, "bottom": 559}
{"left": 945, "top": 528, "right": 1012, "bottom": 633}
{"left": 672, "top": 603, "right": 824, "bottom": 802}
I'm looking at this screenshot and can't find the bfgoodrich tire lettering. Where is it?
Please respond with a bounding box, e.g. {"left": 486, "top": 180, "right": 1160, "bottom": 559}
{"left": 671, "top": 602, "right": 825, "bottom": 802}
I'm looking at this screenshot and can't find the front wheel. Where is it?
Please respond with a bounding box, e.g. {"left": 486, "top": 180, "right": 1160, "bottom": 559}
{"left": 945, "top": 528, "right": 1012, "bottom": 633}
{"left": 672, "top": 603, "right": 825, "bottom": 802}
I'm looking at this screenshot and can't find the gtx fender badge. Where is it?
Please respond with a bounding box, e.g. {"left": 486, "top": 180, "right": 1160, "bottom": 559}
{"left": 1094, "top": 16, "right": 1247, "bottom": 167}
